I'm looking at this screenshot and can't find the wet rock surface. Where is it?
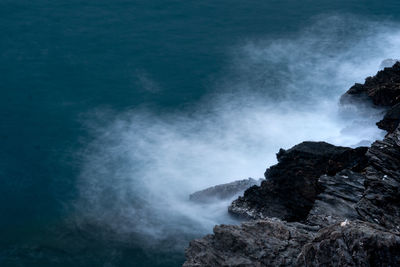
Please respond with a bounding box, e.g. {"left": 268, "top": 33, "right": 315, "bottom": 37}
{"left": 184, "top": 63, "right": 400, "bottom": 266}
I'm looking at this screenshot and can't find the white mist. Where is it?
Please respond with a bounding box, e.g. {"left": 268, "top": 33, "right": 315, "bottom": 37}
{"left": 75, "top": 16, "right": 399, "bottom": 250}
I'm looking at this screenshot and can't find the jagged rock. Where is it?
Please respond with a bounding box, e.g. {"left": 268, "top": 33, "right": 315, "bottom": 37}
{"left": 377, "top": 102, "right": 400, "bottom": 133}
{"left": 184, "top": 219, "right": 400, "bottom": 267}
{"left": 306, "top": 169, "right": 365, "bottom": 227}
{"left": 229, "top": 142, "right": 368, "bottom": 221}
{"left": 341, "top": 62, "right": 400, "bottom": 107}
{"left": 356, "top": 126, "right": 400, "bottom": 231}
{"left": 297, "top": 220, "right": 400, "bottom": 267}
{"left": 341, "top": 62, "right": 400, "bottom": 132}
{"left": 183, "top": 218, "right": 317, "bottom": 267}
{"left": 189, "top": 178, "right": 263, "bottom": 203}
{"left": 185, "top": 129, "right": 400, "bottom": 266}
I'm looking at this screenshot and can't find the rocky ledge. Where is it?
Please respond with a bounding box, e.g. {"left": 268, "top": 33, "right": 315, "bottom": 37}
{"left": 184, "top": 62, "right": 400, "bottom": 266}
{"left": 189, "top": 178, "right": 263, "bottom": 203}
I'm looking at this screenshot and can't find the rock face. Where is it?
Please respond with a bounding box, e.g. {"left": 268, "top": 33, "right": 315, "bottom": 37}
{"left": 341, "top": 62, "right": 400, "bottom": 107}
{"left": 377, "top": 102, "right": 400, "bottom": 133}
{"left": 184, "top": 63, "right": 400, "bottom": 267}
{"left": 306, "top": 169, "right": 365, "bottom": 227}
{"left": 185, "top": 219, "right": 400, "bottom": 267}
{"left": 189, "top": 178, "right": 263, "bottom": 203}
{"left": 356, "top": 126, "right": 400, "bottom": 231}
{"left": 184, "top": 218, "right": 317, "bottom": 267}
{"left": 298, "top": 221, "right": 400, "bottom": 267}
{"left": 229, "top": 142, "right": 368, "bottom": 221}
{"left": 341, "top": 61, "right": 400, "bottom": 133}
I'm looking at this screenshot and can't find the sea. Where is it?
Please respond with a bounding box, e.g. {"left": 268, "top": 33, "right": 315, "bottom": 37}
{"left": 1, "top": 0, "right": 400, "bottom": 266}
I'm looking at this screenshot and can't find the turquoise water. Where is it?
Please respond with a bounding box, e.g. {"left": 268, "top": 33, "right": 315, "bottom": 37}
{"left": 1, "top": 0, "right": 400, "bottom": 266}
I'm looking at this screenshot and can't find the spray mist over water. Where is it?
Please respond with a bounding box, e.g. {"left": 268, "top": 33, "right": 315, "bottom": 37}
{"left": 75, "top": 17, "right": 400, "bottom": 250}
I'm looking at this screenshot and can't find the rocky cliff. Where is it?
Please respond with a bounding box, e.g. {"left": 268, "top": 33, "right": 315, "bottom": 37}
{"left": 184, "top": 62, "right": 400, "bottom": 266}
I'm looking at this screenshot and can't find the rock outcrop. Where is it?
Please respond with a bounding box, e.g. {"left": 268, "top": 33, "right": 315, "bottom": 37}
{"left": 229, "top": 142, "right": 368, "bottom": 221}
{"left": 341, "top": 62, "right": 400, "bottom": 107}
{"left": 184, "top": 63, "right": 400, "bottom": 266}
{"left": 189, "top": 178, "right": 263, "bottom": 203}
{"left": 341, "top": 61, "right": 400, "bottom": 133}
{"left": 377, "top": 102, "right": 400, "bottom": 133}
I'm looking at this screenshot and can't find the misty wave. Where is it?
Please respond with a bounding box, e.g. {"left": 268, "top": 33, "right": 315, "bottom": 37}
{"left": 74, "top": 16, "right": 399, "bottom": 250}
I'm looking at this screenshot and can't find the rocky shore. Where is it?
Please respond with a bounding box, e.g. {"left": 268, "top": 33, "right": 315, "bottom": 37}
{"left": 184, "top": 62, "right": 400, "bottom": 266}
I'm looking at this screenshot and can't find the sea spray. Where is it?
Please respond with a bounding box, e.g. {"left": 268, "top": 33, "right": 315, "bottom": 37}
{"left": 75, "top": 16, "right": 399, "bottom": 251}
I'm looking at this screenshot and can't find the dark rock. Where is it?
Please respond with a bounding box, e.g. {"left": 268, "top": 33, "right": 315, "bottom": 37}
{"left": 377, "top": 102, "right": 400, "bottom": 133}
{"left": 229, "top": 142, "right": 368, "bottom": 221}
{"left": 189, "top": 178, "right": 263, "bottom": 203}
{"left": 340, "top": 62, "right": 400, "bottom": 133}
{"left": 183, "top": 218, "right": 317, "bottom": 267}
{"left": 185, "top": 129, "right": 400, "bottom": 266}
{"left": 341, "top": 62, "right": 400, "bottom": 107}
{"left": 340, "top": 83, "right": 372, "bottom": 106}
{"left": 356, "top": 126, "right": 400, "bottom": 231}
{"left": 184, "top": 66, "right": 400, "bottom": 266}
{"left": 306, "top": 169, "right": 365, "bottom": 227}
{"left": 297, "top": 220, "right": 400, "bottom": 267}
{"left": 184, "top": 219, "right": 400, "bottom": 267}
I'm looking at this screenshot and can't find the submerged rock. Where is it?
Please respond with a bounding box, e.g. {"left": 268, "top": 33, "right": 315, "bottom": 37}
{"left": 229, "top": 142, "right": 368, "bottom": 221}
{"left": 189, "top": 178, "right": 263, "bottom": 203}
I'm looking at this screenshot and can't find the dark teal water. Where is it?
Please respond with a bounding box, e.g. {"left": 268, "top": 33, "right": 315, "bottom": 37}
{"left": 1, "top": 1, "right": 400, "bottom": 266}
